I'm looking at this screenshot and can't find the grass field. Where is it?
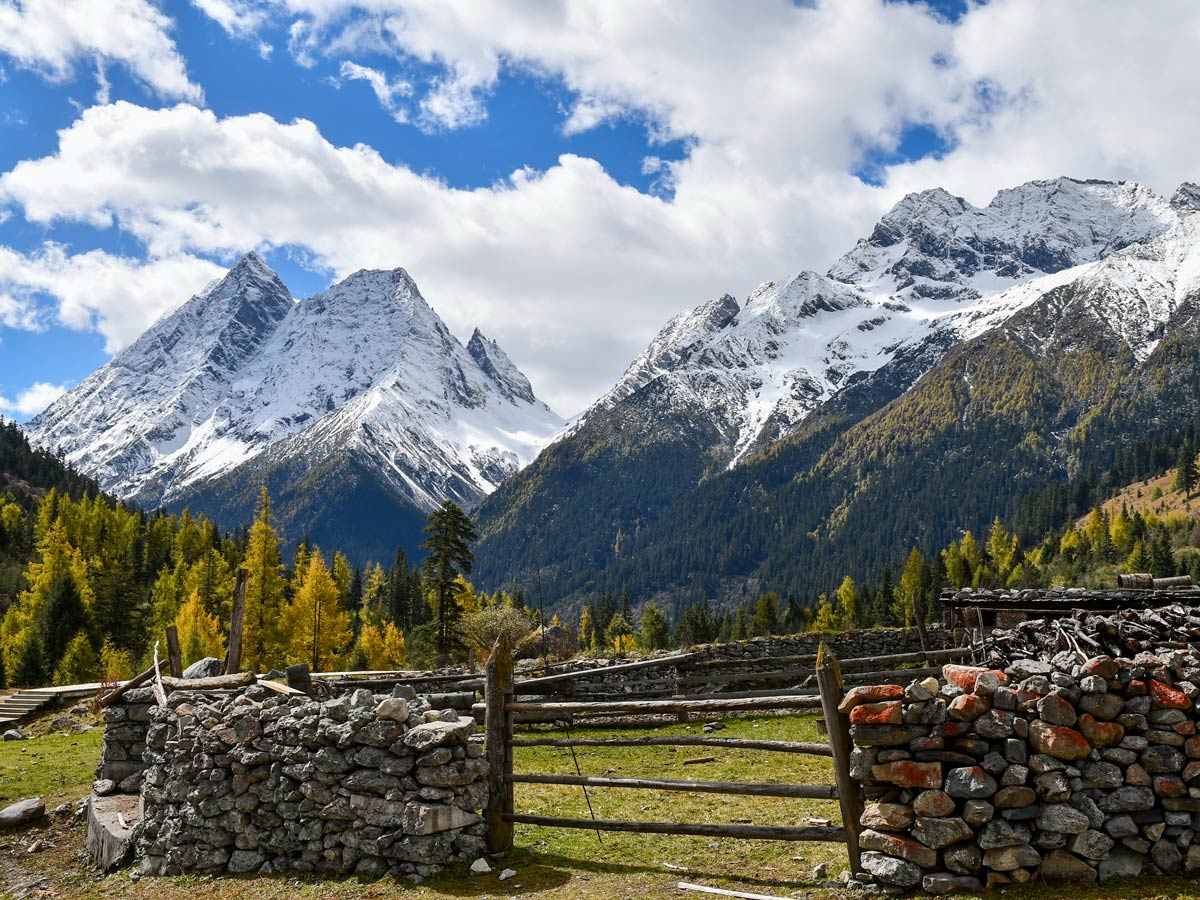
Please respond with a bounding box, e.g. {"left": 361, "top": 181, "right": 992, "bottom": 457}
{"left": 6, "top": 709, "right": 1200, "bottom": 899}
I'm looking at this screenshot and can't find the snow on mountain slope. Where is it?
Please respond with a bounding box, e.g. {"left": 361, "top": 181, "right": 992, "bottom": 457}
{"left": 25, "top": 255, "right": 562, "bottom": 513}
{"left": 575, "top": 178, "right": 1190, "bottom": 466}
{"left": 25, "top": 252, "right": 295, "bottom": 497}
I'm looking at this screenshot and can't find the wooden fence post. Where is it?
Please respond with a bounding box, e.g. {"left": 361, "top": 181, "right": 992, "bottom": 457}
{"left": 224, "top": 567, "right": 248, "bottom": 676}
{"left": 165, "top": 626, "right": 183, "bottom": 678}
{"left": 816, "top": 642, "right": 862, "bottom": 875}
{"left": 485, "top": 633, "right": 515, "bottom": 853}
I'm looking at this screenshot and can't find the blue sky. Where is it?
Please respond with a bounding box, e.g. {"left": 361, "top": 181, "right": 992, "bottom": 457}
{"left": 0, "top": 1, "right": 1196, "bottom": 418}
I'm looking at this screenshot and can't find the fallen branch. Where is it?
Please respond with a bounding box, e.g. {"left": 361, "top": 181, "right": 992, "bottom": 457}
{"left": 676, "top": 882, "right": 794, "bottom": 900}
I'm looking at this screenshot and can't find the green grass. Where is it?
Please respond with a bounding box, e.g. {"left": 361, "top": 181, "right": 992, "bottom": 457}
{"left": 0, "top": 725, "right": 102, "bottom": 806}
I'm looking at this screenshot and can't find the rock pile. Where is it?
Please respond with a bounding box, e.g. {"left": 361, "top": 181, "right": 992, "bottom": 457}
{"left": 847, "top": 650, "right": 1200, "bottom": 892}
{"left": 983, "top": 604, "right": 1200, "bottom": 662}
{"left": 135, "top": 684, "right": 488, "bottom": 880}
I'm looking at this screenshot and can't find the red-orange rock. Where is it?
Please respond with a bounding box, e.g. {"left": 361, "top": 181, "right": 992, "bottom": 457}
{"left": 948, "top": 693, "right": 990, "bottom": 722}
{"left": 1081, "top": 656, "right": 1119, "bottom": 680}
{"left": 851, "top": 700, "right": 903, "bottom": 725}
{"left": 943, "top": 664, "right": 1008, "bottom": 692}
{"left": 1078, "top": 713, "right": 1125, "bottom": 748}
{"left": 1186, "top": 735, "right": 1200, "bottom": 759}
{"left": 1150, "top": 679, "right": 1192, "bottom": 710}
{"left": 1029, "top": 720, "right": 1091, "bottom": 761}
{"left": 1126, "top": 679, "right": 1148, "bottom": 696}
{"left": 871, "top": 761, "right": 943, "bottom": 789}
{"left": 939, "top": 721, "right": 970, "bottom": 737}
{"left": 838, "top": 683, "right": 904, "bottom": 713}
{"left": 1154, "top": 775, "right": 1187, "bottom": 798}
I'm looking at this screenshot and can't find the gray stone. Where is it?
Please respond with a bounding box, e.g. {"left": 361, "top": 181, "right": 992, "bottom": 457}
{"left": 1038, "top": 804, "right": 1090, "bottom": 835}
{"left": 1098, "top": 847, "right": 1144, "bottom": 882}
{"left": 2, "top": 728, "right": 25, "bottom": 741}
{"left": 375, "top": 698, "right": 410, "bottom": 722}
{"left": 86, "top": 795, "right": 140, "bottom": 872}
{"left": 1070, "top": 829, "right": 1114, "bottom": 860}
{"left": 1100, "top": 786, "right": 1156, "bottom": 813}
{"left": 922, "top": 873, "right": 982, "bottom": 894}
{"left": 977, "top": 819, "right": 1029, "bottom": 849}
{"left": 944, "top": 843, "right": 982, "bottom": 874}
{"left": 860, "top": 851, "right": 923, "bottom": 887}
{"left": 911, "top": 817, "right": 972, "bottom": 849}
{"left": 0, "top": 797, "right": 44, "bottom": 829}
{"left": 402, "top": 718, "right": 476, "bottom": 752}
{"left": 1152, "top": 839, "right": 1183, "bottom": 874}
{"left": 182, "top": 657, "right": 225, "bottom": 679}
{"left": 944, "top": 766, "right": 997, "bottom": 799}
{"left": 982, "top": 843, "right": 1040, "bottom": 871}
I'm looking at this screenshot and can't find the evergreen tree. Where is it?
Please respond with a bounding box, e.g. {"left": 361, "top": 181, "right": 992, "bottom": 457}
{"left": 1175, "top": 438, "right": 1197, "bottom": 499}
{"left": 639, "top": 602, "right": 671, "bottom": 651}
{"left": 749, "top": 592, "right": 781, "bottom": 636}
{"left": 810, "top": 593, "right": 835, "bottom": 631}
{"left": 242, "top": 487, "right": 287, "bottom": 671}
{"left": 38, "top": 571, "right": 87, "bottom": 670}
{"left": 604, "top": 612, "right": 635, "bottom": 654}
{"left": 730, "top": 604, "right": 748, "bottom": 641}
{"left": 53, "top": 632, "right": 98, "bottom": 686}
{"left": 420, "top": 501, "right": 477, "bottom": 660}
{"left": 878, "top": 565, "right": 896, "bottom": 627}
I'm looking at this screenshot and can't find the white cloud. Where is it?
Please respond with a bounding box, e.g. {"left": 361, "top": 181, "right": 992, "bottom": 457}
{"left": 9, "top": 1, "right": 1200, "bottom": 415}
{"left": 338, "top": 60, "right": 411, "bottom": 123}
{"left": 0, "top": 243, "right": 226, "bottom": 351}
{"left": 0, "top": 0, "right": 201, "bottom": 101}
{"left": 0, "top": 381, "right": 69, "bottom": 417}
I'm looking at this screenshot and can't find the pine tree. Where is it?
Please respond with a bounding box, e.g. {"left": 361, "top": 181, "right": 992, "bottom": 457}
{"left": 1175, "top": 438, "right": 1197, "bottom": 499}
{"left": 53, "top": 632, "right": 98, "bottom": 686}
{"left": 878, "top": 565, "right": 896, "bottom": 626}
{"left": 289, "top": 551, "right": 353, "bottom": 672}
{"left": 750, "top": 592, "right": 781, "bottom": 636}
{"left": 242, "top": 487, "right": 287, "bottom": 672}
{"left": 38, "top": 571, "right": 87, "bottom": 671}
{"left": 730, "top": 604, "right": 748, "bottom": 641}
{"left": 604, "top": 612, "right": 635, "bottom": 654}
{"left": 639, "top": 602, "right": 671, "bottom": 651}
{"left": 420, "top": 501, "right": 477, "bottom": 660}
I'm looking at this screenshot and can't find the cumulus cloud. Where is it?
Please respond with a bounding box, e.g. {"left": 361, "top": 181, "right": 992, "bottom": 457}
{"left": 337, "top": 60, "right": 412, "bottom": 123}
{"left": 7, "top": 1, "right": 1200, "bottom": 414}
{"left": 0, "top": 243, "right": 226, "bottom": 351}
{"left": 0, "top": 381, "right": 69, "bottom": 417}
{"left": 0, "top": 0, "right": 201, "bottom": 101}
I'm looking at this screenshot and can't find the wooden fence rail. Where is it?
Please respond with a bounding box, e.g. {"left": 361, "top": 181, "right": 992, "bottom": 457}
{"left": 484, "top": 637, "right": 865, "bottom": 873}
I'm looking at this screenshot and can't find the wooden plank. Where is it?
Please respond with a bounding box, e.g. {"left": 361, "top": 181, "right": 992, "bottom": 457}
{"left": 507, "top": 773, "right": 838, "bottom": 799}
{"left": 160, "top": 672, "right": 256, "bottom": 691}
{"left": 677, "top": 882, "right": 793, "bottom": 900}
{"left": 258, "top": 679, "right": 305, "bottom": 695}
{"left": 485, "top": 634, "right": 515, "bottom": 854}
{"left": 223, "top": 567, "right": 248, "bottom": 676}
{"left": 503, "top": 814, "right": 847, "bottom": 842}
{"left": 164, "top": 626, "right": 182, "bottom": 678}
{"left": 509, "top": 737, "right": 832, "bottom": 756}
{"left": 96, "top": 666, "right": 156, "bottom": 709}
{"left": 816, "top": 643, "right": 862, "bottom": 875}
{"left": 503, "top": 696, "right": 823, "bottom": 715}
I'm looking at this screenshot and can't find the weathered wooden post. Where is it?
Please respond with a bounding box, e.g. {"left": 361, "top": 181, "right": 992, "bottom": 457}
{"left": 816, "top": 642, "right": 862, "bottom": 874}
{"left": 485, "top": 633, "right": 515, "bottom": 853}
{"left": 224, "top": 567, "right": 248, "bottom": 675}
{"left": 165, "top": 625, "right": 183, "bottom": 678}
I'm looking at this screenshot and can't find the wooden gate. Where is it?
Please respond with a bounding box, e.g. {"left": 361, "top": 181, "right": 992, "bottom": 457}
{"left": 483, "top": 635, "right": 865, "bottom": 872}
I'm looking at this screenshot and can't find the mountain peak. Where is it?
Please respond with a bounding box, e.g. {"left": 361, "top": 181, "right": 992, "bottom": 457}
{"left": 467, "top": 328, "right": 538, "bottom": 405}
{"left": 1172, "top": 182, "right": 1200, "bottom": 214}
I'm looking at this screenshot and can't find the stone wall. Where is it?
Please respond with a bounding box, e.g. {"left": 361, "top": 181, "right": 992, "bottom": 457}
{"left": 543, "top": 628, "right": 949, "bottom": 699}
{"left": 95, "top": 687, "right": 154, "bottom": 793}
{"left": 845, "top": 650, "right": 1200, "bottom": 892}
{"left": 134, "top": 684, "right": 487, "bottom": 881}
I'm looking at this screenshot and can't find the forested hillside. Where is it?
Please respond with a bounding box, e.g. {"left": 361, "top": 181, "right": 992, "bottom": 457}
{"left": 1, "top": 417, "right": 540, "bottom": 688}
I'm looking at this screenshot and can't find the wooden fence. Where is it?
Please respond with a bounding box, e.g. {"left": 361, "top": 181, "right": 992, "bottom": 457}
{"left": 481, "top": 634, "right": 871, "bottom": 872}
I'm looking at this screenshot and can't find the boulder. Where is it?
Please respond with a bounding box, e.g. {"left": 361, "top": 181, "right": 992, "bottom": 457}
{"left": 859, "top": 830, "right": 937, "bottom": 868}
{"left": 943, "top": 665, "right": 1007, "bottom": 693}
{"left": 913, "top": 790, "right": 956, "bottom": 818}
{"left": 944, "top": 766, "right": 997, "bottom": 799}
{"left": 871, "top": 761, "right": 942, "bottom": 789}
{"left": 850, "top": 700, "right": 903, "bottom": 726}
{"left": 0, "top": 797, "right": 44, "bottom": 829}
{"left": 182, "top": 657, "right": 225, "bottom": 679}
{"left": 859, "top": 802, "right": 914, "bottom": 832}
{"left": 911, "top": 817, "right": 972, "bottom": 849}
{"left": 838, "top": 684, "right": 903, "bottom": 713}
{"left": 860, "top": 851, "right": 923, "bottom": 887}
{"left": 923, "top": 873, "right": 982, "bottom": 894}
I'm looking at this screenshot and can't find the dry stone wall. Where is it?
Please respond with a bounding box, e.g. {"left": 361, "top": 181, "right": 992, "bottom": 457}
{"left": 134, "top": 684, "right": 487, "bottom": 880}
{"left": 95, "top": 688, "right": 154, "bottom": 793}
{"left": 846, "top": 648, "right": 1200, "bottom": 893}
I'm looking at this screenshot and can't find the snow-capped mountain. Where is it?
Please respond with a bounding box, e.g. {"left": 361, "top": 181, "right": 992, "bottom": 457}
{"left": 574, "top": 177, "right": 1185, "bottom": 465}
{"left": 473, "top": 176, "right": 1200, "bottom": 605}
{"left": 25, "top": 255, "right": 562, "bottom": 544}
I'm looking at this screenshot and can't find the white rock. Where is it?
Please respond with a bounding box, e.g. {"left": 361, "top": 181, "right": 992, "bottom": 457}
{"left": 470, "top": 857, "right": 492, "bottom": 875}
{"left": 499, "top": 868, "right": 517, "bottom": 881}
